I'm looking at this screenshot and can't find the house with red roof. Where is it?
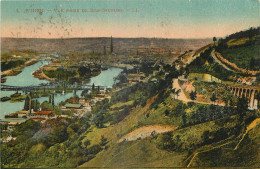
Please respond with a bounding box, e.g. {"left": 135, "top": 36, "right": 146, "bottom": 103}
{"left": 34, "top": 111, "right": 53, "bottom": 118}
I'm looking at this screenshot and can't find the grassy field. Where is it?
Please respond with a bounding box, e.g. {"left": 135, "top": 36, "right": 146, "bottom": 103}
{"left": 138, "top": 96, "right": 182, "bottom": 126}
{"left": 110, "top": 100, "right": 134, "bottom": 109}
{"left": 227, "top": 37, "right": 249, "bottom": 47}
{"left": 82, "top": 137, "right": 186, "bottom": 168}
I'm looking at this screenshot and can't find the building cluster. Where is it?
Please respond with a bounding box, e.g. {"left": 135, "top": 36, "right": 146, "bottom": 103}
{"left": 61, "top": 92, "right": 111, "bottom": 118}
{"left": 127, "top": 73, "right": 146, "bottom": 83}
{"left": 0, "top": 91, "right": 112, "bottom": 142}
{"left": 135, "top": 47, "right": 173, "bottom": 55}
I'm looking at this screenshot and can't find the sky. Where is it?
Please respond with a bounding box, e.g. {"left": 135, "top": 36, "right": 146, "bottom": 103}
{"left": 1, "top": 0, "right": 259, "bottom": 38}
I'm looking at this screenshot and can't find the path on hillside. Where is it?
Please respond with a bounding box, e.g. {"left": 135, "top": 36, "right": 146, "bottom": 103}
{"left": 172, "top": 78, "right": 190, "bottom": 102}
{"left": 186, "top": 140, "right": 233, "bottom": 167}
{"left": 211, "top": 50, "right": 233, "bottom": 71}
{"left": 118, "top": 125, "right": 177, "bottom": 143}
{"left": 234, "top": 118, "right": 260, "bottom": 150}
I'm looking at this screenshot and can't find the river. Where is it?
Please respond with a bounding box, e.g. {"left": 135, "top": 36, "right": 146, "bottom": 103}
{"left": 0, "top": 60, "right": 123, "bottom": 119}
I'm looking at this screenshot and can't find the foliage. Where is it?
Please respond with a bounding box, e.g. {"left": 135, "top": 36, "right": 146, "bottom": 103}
{"left": 210, "top": 93, "right": 218, "bottom": 103}
{"left": 213, "top": 37, "right": 217, "bottom": 43}
{"left": 187, "top": 47, "right": 235, "bottom": 81}
{"left": 219, "top": 44, "right": 260, "bottom": 70}
{"left": 159, "top": 100, "right": 238, "bottom": 128}
{"left": 24, "top": 96, "right": 30, "bottom": 110}
{"left": 44, "top": 68, "right": 76, "bottom": 81}
{"left": 100, "top": 135, "right": 108, "bottom": 146}
{"left": 11, "top": 120, "right": 41, "bottom": 138}
{"left": 114, "top": 73, "right": 128, "bottom": 85}
{"left": 237, "top": 96, "right": 249, "bottom": 122}
{"left": 31, "top": 99, "right": 40, "bottom": 112}
{"left": 189, "top": 90, "right": 197, "bottom": 100}
{"left": 40, "top": 101, "right": 52, "bottom": 111}
{"left": 93, "top": 112, "right": 106, "bottom": 128}
{"left": 111, "top": 107, "right": 130, "bottom": 124}
{"left": 78, "top": 66, "right": 91, "bottom": 77}
{"left": 1, "top": 116, "right": 99, "bottom": 168}
{"left": 67, "top": 95, "right": 79, "bottom": 104}
{"left": 1, "top": 60, "right": 25, "bottom": 71}
{"left": 215, "top": 27, "right": 260, "bottom": 70}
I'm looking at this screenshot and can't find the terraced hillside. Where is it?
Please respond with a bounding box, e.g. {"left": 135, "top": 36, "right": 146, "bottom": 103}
{"left": 216, "top": 27, "right": 260, "bottom": 71}
{"left": 186, "top": 27, "right": 260, "bottom": 84}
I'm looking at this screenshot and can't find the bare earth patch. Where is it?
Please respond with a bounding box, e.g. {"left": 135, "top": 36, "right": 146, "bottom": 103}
{"left": 118, "top": 125, "right": 177, "bottom": 143}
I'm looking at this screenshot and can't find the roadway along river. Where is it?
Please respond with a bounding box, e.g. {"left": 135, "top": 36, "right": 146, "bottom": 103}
{"left": 0, "top": 60, "right": 123, "bottom": 119}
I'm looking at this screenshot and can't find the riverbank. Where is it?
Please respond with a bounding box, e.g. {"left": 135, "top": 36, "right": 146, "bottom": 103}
{"left": 33, "top": 69, "right": 56, "bottom": 81}
{"left": 32, "top": 61, "right": 114, "bottom": 83}
{"left": 103, "top": 63, "right": 133, "bottom": 69}
{"left": 1, "top": 58, "right": 38, "bottom": 82}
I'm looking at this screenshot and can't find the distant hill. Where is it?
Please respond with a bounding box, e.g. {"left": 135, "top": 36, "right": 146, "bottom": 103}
{"left": 1, "top": 37, "right": 212, "bottom": 54}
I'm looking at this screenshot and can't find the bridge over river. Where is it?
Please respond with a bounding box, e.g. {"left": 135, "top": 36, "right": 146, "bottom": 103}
{"left": 1, "top": 84, "right": 110, "bottom": 92}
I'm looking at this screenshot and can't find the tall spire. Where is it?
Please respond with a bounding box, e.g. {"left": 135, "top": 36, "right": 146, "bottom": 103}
{"left": 110, "top": 36, "right": 113, "bottom": 54}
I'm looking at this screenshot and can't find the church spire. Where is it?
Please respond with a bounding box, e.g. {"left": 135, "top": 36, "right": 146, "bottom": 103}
{"left": 110, "top": 36, "right": 113, "bottom": 54}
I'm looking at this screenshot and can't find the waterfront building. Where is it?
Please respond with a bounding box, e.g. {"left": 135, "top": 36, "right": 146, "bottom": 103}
{"left": 34, "top": 111, "right": 54, "bottom": 118}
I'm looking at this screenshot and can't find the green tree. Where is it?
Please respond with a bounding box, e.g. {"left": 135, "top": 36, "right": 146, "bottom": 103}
{"left": 1, "top": 144, "right": 13, "bottom": 167}
{"left": 49, "top": 95, "right": 52, "bottom": 104}
{"left": 210, "top": 93, "right": 218, "bottom": 104}
{"left": 51, "top": 94, "right": 55, "bottom": 106}
{"left": 41, "top": 101, "right": 52, "bottom": 111}
{"left": 24, "top": 95, "right": 30, "bottom": 110}
{"left": 189, "top": 91, "right": 197, "bottom": 101}
{"left": 201, "top": 130, "right": 210, "bottom": 145}
{"left": 223, "top": 94, "right": 234, "bottom": 113}
{"left": 171, "top": 88, "right": 176, "bottom": 100}
{"left": 237, "top": 96, "right": 248, "bottom": 122}
{"left": 83, "top": 140, "right": 90, "bottom": 147}
{"left": 249, "top": 57, "right": 255, "bottom": 70}
{"left": 255, "top": 92, "right": 260, "bottom": 109}
{"left": 32, "top": 99, "right": 40, "bottom": 112}
{"left": 93, "top": 113, "right": 105, "bottom": 128}
{"left": 175, "top": 89, "right": 181, "bottom": 100}
{"left": 100, "top": 135, "right": 108, "bottom": 146}
{"left": 115, "top": 73, "right": 128, "bottom": 84}
{"left": 213, "top": 37, "right": 217, "bottom": 45}
{"left": 92, "top": 83, "right": 95, "bottom": 91}
{"left": 181, "top": 113, "right": 187, "bottom": 127}
{"left": 78, "top": 66, "right": 91, "bottom": 77}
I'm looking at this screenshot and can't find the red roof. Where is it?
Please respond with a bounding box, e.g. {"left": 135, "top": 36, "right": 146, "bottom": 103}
{"left": 35, "top": 111, "right": 53, "bottom": 115}
{"left": 30, "top": 118, "right": 46, "bottom": 121}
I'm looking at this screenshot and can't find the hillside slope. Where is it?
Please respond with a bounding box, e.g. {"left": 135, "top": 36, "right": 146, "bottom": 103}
{"left": 216, "top": 27, "right": 260, "bottom": 71}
